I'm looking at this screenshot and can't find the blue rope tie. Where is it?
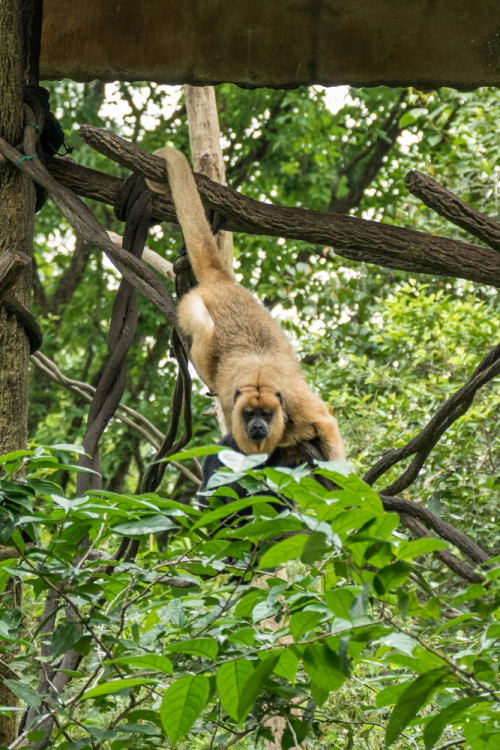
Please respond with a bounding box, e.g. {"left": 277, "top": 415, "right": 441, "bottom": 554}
{"left": 16, "top": 153, "right": 38, "bottom": 168}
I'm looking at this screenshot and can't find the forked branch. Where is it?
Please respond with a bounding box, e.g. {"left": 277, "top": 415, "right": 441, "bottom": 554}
{"left": 364, "top": 342, "right": 500, "bottom": 494}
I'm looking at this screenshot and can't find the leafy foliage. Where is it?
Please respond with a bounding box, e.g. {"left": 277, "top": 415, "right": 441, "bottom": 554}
{"left": 3, "top": 80, "right": 499, "bottom": 747}
{"left": 1, "top": 448, "right": 499, "bottom": 748}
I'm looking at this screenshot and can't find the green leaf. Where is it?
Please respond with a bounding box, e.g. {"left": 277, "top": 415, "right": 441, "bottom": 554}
{"left": 374, "top": 561, "right": 412, "bottom": 595}
{"left": 289, "top": 610, "right": 322, "bottom": 640}
{"left": 234, "top": 587, "right": 268, "bottom": 618}
{"left": 167, "top": 637, "right": 218, "bottom": 660}
{"left": 159, "top": 445, "right": 223, "bottom": 462}
{"left": 0, "top": 519, "right": 14, "bottom": 544}
{"left": 237, "top": 653, "right": 280, "bottom": 722}
{"left": 160, "top": 675, "right": 209, "bottom": 745}
{"left": 259, "top": 535, "right": 307, "bottom": 568}
{"left": 378, "top": 631, "right": 417, "bottom": 656}
{"left": 111, "top": 514, "right": 177, "bottom": 536}
{"left": 282, "top": 718, "right": 310, "bottom": 750}
{"left": 3, "top": 679, "right": 41, "bottom": 708}
{"left": 82, "top": 678, "right": 156, "bottom": 699}
{"left": 219, "top": 450, "right": 269, "bottom": 472}
{"left": 216, "top": 659, "right": 255, "bottom": 721}
{"left": 49, "top": 443, "right": 87, "bottom": 455}
{"left": 107, "top": 654, "right": 173, "bottom": 674}
{"left": 301, "top": 531, "right": 331, "bottom": 564}
{"left": 325, "top": 586, "right": 358, "bottom": 620}
{"left": 385, "top": 668, "right": 449, "bottom": 746}
{"left": 397, "top": 538, "right": 447, "bottom": 560}
{"left": 424, "top": 697, "right": 485, "bottom": 749}
{"left": 274, "top": 649, "right": 299, "bottom": 683}
{"left": 463, "top": 721, "right": 500, "bottom": 750}
{"left": 303, "top": 645, "right": 346, "bottom": 705}
{"left": 192, "top": 497, "right": 276, "bottom": 530}
{"left": 52, "top": 622, "right": 83, "bottom": 658}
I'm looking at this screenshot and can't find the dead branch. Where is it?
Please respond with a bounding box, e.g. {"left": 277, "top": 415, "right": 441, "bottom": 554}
{"left": 405, "top": 169, "right": 500, "bottom": 252}
{"left": 76, "top": 124, "right": 500, "bottom": 287}
{"left": 364, "top": 342, "right": 500, "bottom": 494}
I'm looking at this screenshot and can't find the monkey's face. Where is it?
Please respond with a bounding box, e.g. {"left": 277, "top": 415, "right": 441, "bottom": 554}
{"left": 232, "top": 388, "right": 285, "bottom": 454}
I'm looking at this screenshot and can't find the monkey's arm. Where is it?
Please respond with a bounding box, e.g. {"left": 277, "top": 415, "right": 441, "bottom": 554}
{"left": 283, "top": 390, "right": 345, "bottom": 461}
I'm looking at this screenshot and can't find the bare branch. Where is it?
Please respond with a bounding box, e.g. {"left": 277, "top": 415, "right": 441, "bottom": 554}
{"left": 380, "top": 495, "right": 490, "bottom": 566}
{"left": 30, "top": 352, "right": 201, "bottom": 486}
{"left": 405, "top": 169, "right": 500, "bottom": 252}
{"left": 364, "top": 342, "right": 500, "bottom": 494}
{"left": 398, "top": 512, "right": 484, "bottom": 584}
{"left": 75, "top": 124, "right": 500, "bottom": 287}
{"left": 0, "top": 136, "right": 177, "bottom": 325}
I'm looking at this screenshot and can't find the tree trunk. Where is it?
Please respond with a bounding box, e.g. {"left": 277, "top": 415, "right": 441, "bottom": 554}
{"left": 184, "top": 84, "right": 233, "bottom": 433}
{"left": 0, "top": 0, "right": 38, "bottom": 743}
{"left": 184, "top": 84, "right": 234, "bottom": 277}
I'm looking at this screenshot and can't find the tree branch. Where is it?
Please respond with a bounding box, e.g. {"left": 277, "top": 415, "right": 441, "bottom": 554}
{"left": 72, "top": 124, "right": 500, "bottom": 287}
{"left": 398, "top": 512, "right": 484, "bottom": 584}
{"left": 329, "top": 91, "right": 406, "bottom": 214}
{"left": 405, "top": 169, "right": 500, "bottom": 252}
{"left": 0, "top": 136, "right": 177, "bottom": 326}
{"left": 364, "top": 342, "right": 500, "bottom": 494}
{"left": 380, "top": 495, "right": 490, "bottom": 566}
{"left": 30, "top": 352, "right": 201, "bottom": 486}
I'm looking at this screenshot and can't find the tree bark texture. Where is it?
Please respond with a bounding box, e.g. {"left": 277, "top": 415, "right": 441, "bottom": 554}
{"left": 70, "top": 128, "right": 500, "bottom": 288}
{"left": 405, "top": 169, "right": 500, "bottom": 253}
{"left": 0, "top": 2, "right": 36, "bottom": 457}
{"left": 0, "top": 1, "right": 37, "bottom": 743}
{"left": 184, "top": 84, "right": 231, "bottom": 434}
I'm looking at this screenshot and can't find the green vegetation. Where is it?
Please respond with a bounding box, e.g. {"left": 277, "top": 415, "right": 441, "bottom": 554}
{"left": 1, "top": 82, "right": 499, "bottom": 748}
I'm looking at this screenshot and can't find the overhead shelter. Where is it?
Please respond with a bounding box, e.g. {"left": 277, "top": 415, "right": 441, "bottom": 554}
{"left": 40, "top": 0, "right": 500, "bottom": 89}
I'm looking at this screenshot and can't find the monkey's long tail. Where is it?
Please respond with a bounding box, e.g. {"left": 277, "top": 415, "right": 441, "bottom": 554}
{"left": 150, "top": 147, "right": 228, "bottom": 282}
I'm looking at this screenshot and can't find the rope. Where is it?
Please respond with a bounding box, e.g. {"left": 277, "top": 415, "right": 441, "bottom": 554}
{"left": 76, "top": 173, "right": 153, "bottom": 496}
{"left": 16, "top": 153, "right": 38, "bottom": 168}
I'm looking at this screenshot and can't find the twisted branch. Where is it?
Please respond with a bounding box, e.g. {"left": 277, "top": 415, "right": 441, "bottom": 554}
{"left": 364, "top": 342, "right": 500, "bottom": 494}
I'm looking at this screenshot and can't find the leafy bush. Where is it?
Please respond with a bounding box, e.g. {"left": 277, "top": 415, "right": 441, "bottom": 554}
{"left": 1, "top": 446, "right": 499, "bottom": 749}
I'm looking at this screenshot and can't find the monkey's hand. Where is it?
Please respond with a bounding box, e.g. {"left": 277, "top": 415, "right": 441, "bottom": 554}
{"left": 314, "top": 413, "right": 346, "bottom": 461}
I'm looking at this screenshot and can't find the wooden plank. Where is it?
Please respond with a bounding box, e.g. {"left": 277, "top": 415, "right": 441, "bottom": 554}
{"left": 40, "top": 0, "right": 500, "bottom": 89}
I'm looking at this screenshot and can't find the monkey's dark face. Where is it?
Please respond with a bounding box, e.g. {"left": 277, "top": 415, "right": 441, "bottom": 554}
{"left": 242, "top": 407, "right": 274, "bottom": 441}
{"left": 232, "top": 387, "right": 285, "bottom": 454}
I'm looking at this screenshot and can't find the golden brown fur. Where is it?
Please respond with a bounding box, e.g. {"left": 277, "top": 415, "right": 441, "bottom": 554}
{"left": 148, "top": 147, "right": 345, "bottom": 460}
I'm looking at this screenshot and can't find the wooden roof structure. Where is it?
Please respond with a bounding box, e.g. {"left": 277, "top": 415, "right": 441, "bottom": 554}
{"left": 40, "top": 0, "right": 500, "bottom": 89}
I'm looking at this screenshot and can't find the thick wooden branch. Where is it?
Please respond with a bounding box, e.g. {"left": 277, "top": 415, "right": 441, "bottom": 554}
{"left": 395, "top": 512, "right": 484, "bottom": 584}
{"left": 76, "top": 124, "right": 500, "bottom": 288}
{"left": 405, "top": 169, "right": 500, "bottom": 253}
{"left": 380, "top": 495, "right": 490, "bottom": 566}
{"left": 0, "top": 137, "right": 177, "bottom": 327}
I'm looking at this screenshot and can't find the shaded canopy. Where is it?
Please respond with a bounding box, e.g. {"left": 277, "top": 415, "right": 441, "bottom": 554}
{"left": 40, "top": 0, "right": 500, "bottom": 89}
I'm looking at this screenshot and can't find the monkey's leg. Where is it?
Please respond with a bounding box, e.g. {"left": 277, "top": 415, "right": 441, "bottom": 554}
{"left": 312, "top": 412, "right": 345, "bottom": 460}
{"left": 177, "top": 292, "right": 216, "bottom": 384}
{"left": 284, "top": 390, "right": 345, "bottom": 461}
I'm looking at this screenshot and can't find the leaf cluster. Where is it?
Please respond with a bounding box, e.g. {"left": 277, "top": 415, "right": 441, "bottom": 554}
{"left": 1, "top": 448, "right": 499, "bottom": 748}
